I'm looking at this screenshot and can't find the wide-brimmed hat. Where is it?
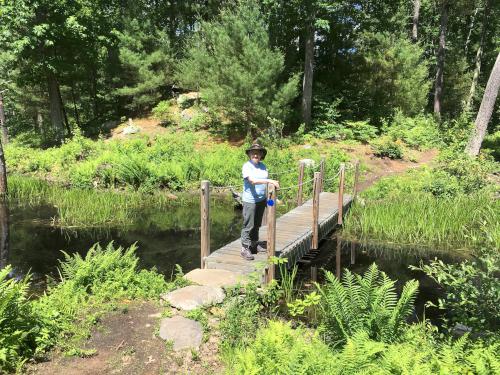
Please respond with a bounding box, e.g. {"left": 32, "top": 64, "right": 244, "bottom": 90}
{"left": 245, "top": 143, "right": 267, "bottom": 160}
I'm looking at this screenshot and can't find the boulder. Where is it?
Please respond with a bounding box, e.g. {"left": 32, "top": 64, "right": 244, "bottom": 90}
{"left": 299, "top": 158, "right": 315, "bottom": 167}
{"left": 159, "top": 316, "right": 203, "bottom": 351}
{"left": 122, "top": 125, "right": 140, "bottom": 135}
{"left": 161, "top": 285, "right": 225, "bottom": 310}
{"left": 184, "top": 269, "right": 247, "bottom": 288}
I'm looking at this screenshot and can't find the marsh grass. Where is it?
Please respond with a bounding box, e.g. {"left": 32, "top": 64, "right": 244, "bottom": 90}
{"left": 343, "top": 192, "right": 499, "bottom": 250}
{"left": 7, "top": 175, "right": 200, "bottom": 227}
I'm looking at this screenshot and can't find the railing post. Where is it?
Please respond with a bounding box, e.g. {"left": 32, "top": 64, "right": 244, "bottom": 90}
{"left": 311, "top": 172, "right": 321, "bottom": 249}
{"left": 319, "top": 157, "right": 325, "bottom": 192}
{"left": 337, "top": 163, "right": 345, "bottom": 225}
{"left": 200, "top": 180, "right": 210, "bottom": 269}
{"left": 353, "top": 160, "right": 360, "bottom": 202}
{"left": 350, "top": 241, "right": 356, "bottom": 265}
{"left": 266, "top": 183, "right": 276, "bottom": 284}
{"left": 296, "top": 161, "right": 305, "bottom": 206}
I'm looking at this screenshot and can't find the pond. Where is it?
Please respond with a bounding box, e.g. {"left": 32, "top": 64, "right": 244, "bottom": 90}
{"left": 1, "top": 199, "right": 465, "bottom": 316}
{"left": 1, "top": 198, "right": 241, "bottom": 284}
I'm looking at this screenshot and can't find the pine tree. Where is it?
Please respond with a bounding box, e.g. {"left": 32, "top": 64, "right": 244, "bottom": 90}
{"left": 114, "top": 19, "right": 174, "bottom": 114}
{"left": 177, "top": 1, "right": 299, "bottom": 133}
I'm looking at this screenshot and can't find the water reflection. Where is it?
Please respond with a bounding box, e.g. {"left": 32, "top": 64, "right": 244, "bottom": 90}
{"left": 6, "top": 198, "right": 242, "bottom": 279}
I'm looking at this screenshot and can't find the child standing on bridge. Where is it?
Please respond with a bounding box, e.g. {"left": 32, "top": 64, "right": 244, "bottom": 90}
{"left": 240, "top": 142, "right": 280, "bottom": 260}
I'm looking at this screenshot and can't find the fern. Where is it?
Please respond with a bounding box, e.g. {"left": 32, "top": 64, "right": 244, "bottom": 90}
{"left": 317, "top": 263, "right": 418, "bottom": 345}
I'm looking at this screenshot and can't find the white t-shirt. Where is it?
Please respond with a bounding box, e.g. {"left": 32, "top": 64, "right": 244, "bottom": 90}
{"left": 242, "top": 161, "right": 268, "bottom": 203}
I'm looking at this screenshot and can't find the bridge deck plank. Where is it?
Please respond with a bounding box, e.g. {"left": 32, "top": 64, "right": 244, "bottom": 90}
{"left": 205, "top": 192, "right": 352, "bottom": 277}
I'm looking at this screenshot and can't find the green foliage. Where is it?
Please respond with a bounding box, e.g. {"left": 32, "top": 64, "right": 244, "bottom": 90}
{"left": 113, "top": 19, "right": 174, "bottom": 114}
{"left": 0, "top": 242, "right": 170, "bottom": 372}
{"left": 0, "top": 266, "right": 37, "bottom": 372}
{"left": 384, "top": 110, "right": 442, "bottom": 150}
{"left": 414, "top": 249, "right": 500, "bottom": 335}
{"left": 177, "top": 1, "right": 299, "bottom": 131}
{"left": 317, "top": 264, "right": 418, "bottom": 345}
{"left": 328, "top": 328, "right": 500, "bottom": 374}
{"left": 231, "top": 321, "right": 336, "bottom": 375}
{"left": 355, "top": 32, "right": 431, "bottom": 122}
{"left": 344, "top": 191, "right": 499, "bottom": 250}
{"left": 311, "top": 97, "right": 378, "bottom": 143}
{"left": 370, "top": 137, "right": 404, "bottom": 159}
{"left": 152, "top": 100, "right": 177, "bottom": 125}
{"left": 219, "top": 281, "right": 263, "bottom": 349}
{"left": 482, "top": 131, "right": 500, "bottom": 161}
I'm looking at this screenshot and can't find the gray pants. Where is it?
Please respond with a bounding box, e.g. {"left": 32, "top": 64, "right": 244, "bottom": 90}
{"left": 241, "top": 200, "right": 266, "bottom": 248}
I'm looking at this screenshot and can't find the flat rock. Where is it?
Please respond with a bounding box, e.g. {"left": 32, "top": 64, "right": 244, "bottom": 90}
{"left": 159, "top": 316, "right": 202, "bottom": 351}
{"left": 161, "top": 285, "right": 225, "bottom": 310}
{"left": 184, "top": 268, "right": 247, "bottom": 288}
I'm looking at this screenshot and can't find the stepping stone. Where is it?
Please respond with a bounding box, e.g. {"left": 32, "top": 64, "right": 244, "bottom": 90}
{"left": 161, "top": 285, "right": 225, "bottom": 310}
{"left": 159, "top": 316, "right": 202, "bottom": 351}
{"left": 184, "top": 268, "right": 247, "bottom": 288}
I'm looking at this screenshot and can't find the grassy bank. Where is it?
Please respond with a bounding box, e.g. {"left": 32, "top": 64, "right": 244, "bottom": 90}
{"left": 5, "top": 131, "right": 350, "bottom": 196}
{"left": 0, "top": 242, "right": 182, "bottom": 372}
{"left": 343, "top": 153, "right": 499, "bottom": 251}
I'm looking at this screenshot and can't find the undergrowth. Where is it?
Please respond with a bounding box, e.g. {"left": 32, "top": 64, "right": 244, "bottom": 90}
{"left": 0, "top": 242, "right": 174, "bottom": 372}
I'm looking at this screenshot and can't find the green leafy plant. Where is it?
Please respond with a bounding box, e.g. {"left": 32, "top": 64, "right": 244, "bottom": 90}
{"left": 370, "top": 137, "right": 404, "bottom": 159}
{"left": 317, "top": 263, "right": 418, "bottom": 344}
{"left": 412, "top": 249, "right": 500, "bottom": 335}
{"left": 231, "top": 320, "right": 336, "bottom": 375}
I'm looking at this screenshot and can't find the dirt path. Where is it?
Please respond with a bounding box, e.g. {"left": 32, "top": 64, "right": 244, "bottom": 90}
{"left": 28, "top": 301, "right": 223, "bottom": 375}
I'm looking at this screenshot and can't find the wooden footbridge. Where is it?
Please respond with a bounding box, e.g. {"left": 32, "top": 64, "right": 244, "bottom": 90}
{"left": 198, "top": 160, "right": 360, "bottom": 284}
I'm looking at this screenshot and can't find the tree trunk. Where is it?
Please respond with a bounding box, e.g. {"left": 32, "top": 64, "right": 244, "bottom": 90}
{"left": 0, "top": 92, "right": 7, "bottom": 145}
{"left": 0, "top": 199, "right": 8, "bottom": 270}
{"left": 57, "top": 82, "right": 72, "bottom": 136}
{"left": 466, "top": 52, "right": 500, "bottom": 156}
{"left": 36, "top": 108, "right": 44, "bottom": 135}
{"left": 301, "top": 23, "right": 314, "bottom": 128}
{"left": 465, "top": 0, "right": 490, "bottom": 111}
{"left": 464, "top": 5, "right": 480, "bottom": 55}
{"left": 434, "top": 1, "right": 448, "bottom": 118}
{"left": 71, "top": 83, "right": 81, "bottom": 128}
{"left": 412, "top": 0, "right": 421, "bottom": 42}
{"left": 0, "top": 137, "right": 7, "bottom": 197}
{"left": 48, "top": 73, "right": 65, "bottom": 138}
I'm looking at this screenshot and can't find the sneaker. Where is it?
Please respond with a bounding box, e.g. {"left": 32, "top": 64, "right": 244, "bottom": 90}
{"left": 240, "top": 246, "right": 255, "bottom": 260}
{"left": 256, "top": 241, "right": 267, "bottom": 253}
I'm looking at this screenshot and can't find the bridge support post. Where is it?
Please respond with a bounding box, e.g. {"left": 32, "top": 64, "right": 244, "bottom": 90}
{"left": 337, "top": 163, "right": 345, "bottom": 225}
{"left": 311, "top": 172, "right": 321, "bottom": 249}
{"left": 319, "top": 157, "right": 325, "bottom": 192}
{"left": 297, "top": 161, "right": 305, "bottom": 206}
{"left": 200, "top": 180, "right": 210, "bottom": 269}
{"left": 336, "top": 235, "right": 341, "bottom": 279}
{"left": 353, "top": 160, "right": 360, "bottom": 202}
{"left": 266, "top": 183, "right": 276, "bottom": 284}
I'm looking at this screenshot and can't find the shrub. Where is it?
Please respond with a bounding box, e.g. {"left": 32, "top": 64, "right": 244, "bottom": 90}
{"left": 0, "top": 242, "right": 170, "bottom": 372}
{"left": 434, "top": 151, "right": 494, "bottom": 194}
{"left": 152, "top": 100, "right": 176, "bottom": 125}
{"left": 413, "top": 249, "right": 500, "bottom": 335}
{"left": 317, "top": 264, "right": 418, "bottom": 345}
{"left": 231, "top": 321, "right": 336, "bottom": 375}
{"left": 384, "top": 110, "right": 441, "bottom": 150}
{"left": 370, "top": 137, "right": 404, "bottom": 159}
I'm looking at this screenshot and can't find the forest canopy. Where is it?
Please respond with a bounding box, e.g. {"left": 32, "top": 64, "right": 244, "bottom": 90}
{"left": 0, "top": 0, "right": 498, "bottom": 146}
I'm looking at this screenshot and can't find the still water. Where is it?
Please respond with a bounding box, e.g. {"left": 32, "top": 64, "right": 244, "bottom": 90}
{"left": 1, "top": 199, "right": 464, "bottom": 312}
